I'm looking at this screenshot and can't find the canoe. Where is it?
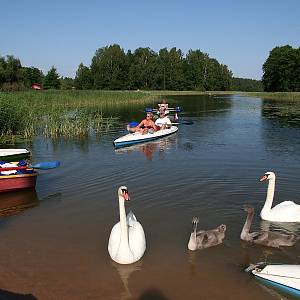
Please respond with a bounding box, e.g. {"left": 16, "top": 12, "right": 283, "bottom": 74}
{"left": 0, "top": 149, "right": 30, "bottom": 162}
{"left": 114, "top": 126, "right": 178, "bottom": 148}
{"left": 0, "top": 172, "right": 37, "bottom": 193}
{"left": 248, "top": 263, "right": 300, "bottom": 296}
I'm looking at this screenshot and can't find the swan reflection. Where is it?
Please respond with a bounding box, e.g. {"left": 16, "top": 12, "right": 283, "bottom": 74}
{"left": 260, "top": 220, "right": 300, "bottom": 235}
{"left": 111, "top": 260, "right": 143, "bottom": 300}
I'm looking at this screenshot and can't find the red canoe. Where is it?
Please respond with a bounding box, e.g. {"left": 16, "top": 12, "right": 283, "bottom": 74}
{"left": 0, "top": 173, "right": 37, "bottom": 193}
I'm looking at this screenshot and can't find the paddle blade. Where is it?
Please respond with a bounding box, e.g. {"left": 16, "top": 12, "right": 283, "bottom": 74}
{"left": 181, "top": 121, "right": 194, "bottom": 125}
{"left": 31, "top": 161, "right": 60, "bottom": 170}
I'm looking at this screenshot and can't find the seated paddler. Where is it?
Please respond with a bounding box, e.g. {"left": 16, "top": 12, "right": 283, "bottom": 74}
{"left": 127, "top": 112, "right": 157, "bottom": 134}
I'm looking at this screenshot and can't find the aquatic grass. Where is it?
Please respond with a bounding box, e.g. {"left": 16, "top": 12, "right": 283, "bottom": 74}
{"left": 0, "top": 90, "right": 152, "bottom": 142}
{"left": 238, "top": 92, "right": 300, "bottom": 101}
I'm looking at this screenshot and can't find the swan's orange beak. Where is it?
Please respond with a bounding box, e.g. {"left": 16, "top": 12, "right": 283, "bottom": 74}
{"left": 123, "top": 192, "right": 130, "bottom": 201}
{"left": 259, "top": 175, "right": 268, "bottom": 182}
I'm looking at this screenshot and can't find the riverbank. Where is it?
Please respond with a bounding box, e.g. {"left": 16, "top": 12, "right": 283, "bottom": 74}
{"left": 0, "top": 90, "right": 156, "bottom": 143}
{"left": 153, "top": 90, "right": 300, "bottom": 100}
{"left": 1, "top": 90, "right": 300, "bottom": 144}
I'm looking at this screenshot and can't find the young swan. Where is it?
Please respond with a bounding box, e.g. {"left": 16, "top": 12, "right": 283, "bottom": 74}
{"left": 240, "top": 205, "right": 299, "bottom": 248}
{"left": 188, "top": 216, "right": 226, "bottom": 251}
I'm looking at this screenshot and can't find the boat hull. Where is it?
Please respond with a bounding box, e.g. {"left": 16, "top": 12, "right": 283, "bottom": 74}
{"left": 252, "top": 264, "right": 300, "bottom": 296}
{"left": 114, "top": 126, "right": 178, "bottom": 148}
{"left": 0, "top": 173, "right": 37, "bottom": 193}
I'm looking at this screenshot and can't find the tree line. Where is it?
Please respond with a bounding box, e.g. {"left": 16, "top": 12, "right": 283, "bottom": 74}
{"left": 0, "top": 55, "right": 73, "bottom": 91}
{"left": 231, "top": 77, "right": 263, "bottom": 92}
{"left": 263, "top": 45, "right": 300, "bottom": 92}
{"left": 1, "top": 44, "right": 233, "bottom": 91}
{"left": 7, "top": 43, "right": 299, "bottom": 92}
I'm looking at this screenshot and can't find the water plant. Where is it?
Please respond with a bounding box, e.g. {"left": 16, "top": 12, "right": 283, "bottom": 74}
{"left": 0, "top": 90, "right": 156, "bottom": 143}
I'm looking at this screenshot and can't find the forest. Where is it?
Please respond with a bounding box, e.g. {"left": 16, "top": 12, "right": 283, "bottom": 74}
{"left": 0, "top": 44, "right": 232, "bottom": 91}
{"left": 1, "top": 44, "right": 299, "bottom": 92}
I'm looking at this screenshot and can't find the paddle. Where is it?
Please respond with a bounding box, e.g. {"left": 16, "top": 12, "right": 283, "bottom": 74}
{"left": 171, "top": 121, "right": 194, "bottom": 125}
{"left": 0, "top": 161, "right": 60, "bottom": 171}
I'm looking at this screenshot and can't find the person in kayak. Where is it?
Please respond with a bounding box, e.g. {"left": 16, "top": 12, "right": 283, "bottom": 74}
{"left": 127, "top": 112, "right": 157, "bottom": 134}
{"left": 158, "top": 99, "right": 169, "bottom": 115}
{"left": 155, "top": 111, "right": 172, "bottom": 130}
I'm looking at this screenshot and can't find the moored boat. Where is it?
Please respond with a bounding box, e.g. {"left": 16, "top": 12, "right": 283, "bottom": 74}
{"left": 114, "top": 126, "right": 178, "bottom": 148}
{"left": 246, "top": 262, "right": 300, "bottom": 296}
{"left": 0, "top": 172, "right": 37, "bottom": 193}
{"left": 0, "top": 149, "right": 30, "bottom": 162}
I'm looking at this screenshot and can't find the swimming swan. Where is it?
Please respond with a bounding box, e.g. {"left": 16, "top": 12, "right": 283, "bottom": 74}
{"left": 240, "top": 205, "right": 299, "bottom": 248}
{"left": 188, "top": 216, "right": 226, "bottom": 251}
{"left": 260, "top": 172, "right": 300, "bottom": 222}
{"left": 108, "top": 186, "right": 146, "bottom": 264}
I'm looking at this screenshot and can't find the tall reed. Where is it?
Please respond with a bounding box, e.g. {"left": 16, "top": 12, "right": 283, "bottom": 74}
{"left": 0, "top": 90, "right": 156, "bottom": 143}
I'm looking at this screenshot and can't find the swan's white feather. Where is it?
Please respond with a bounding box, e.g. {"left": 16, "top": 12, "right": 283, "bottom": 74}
{"left": 108, "top": 211, "right": 146, "bottom": 263}
{"left": 108, "top": 222, "right": 121, "bottom": 259}
{"left": 262, "top": 201, "right": 300, "bottom": 222}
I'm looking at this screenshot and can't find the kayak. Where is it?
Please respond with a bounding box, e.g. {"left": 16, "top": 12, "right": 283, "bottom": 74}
{"left": 246, "top": 262, "right": 300, "bottom": 296}
{"left": 114, "top": 126, "right": 178, "bottom": 148}
{"left": 0, "top": 149, "right": 30, "bottom": 162}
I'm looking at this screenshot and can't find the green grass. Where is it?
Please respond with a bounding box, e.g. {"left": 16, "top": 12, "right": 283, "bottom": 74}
{"left": 235, "top": 91, "right": 300, "bottom": 100}
{"left": 0, "top": 90, "right": 157, "bottom": 143}
{"left": 1, "top": 89, "right": 299, "bottom": 143}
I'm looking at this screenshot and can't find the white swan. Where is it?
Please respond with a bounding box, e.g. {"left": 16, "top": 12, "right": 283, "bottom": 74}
{"left": 108, "top": 186, "right": 146, "bottom": 264}
{"left": 260, "top": 172, "right": 300, "bottom": 222}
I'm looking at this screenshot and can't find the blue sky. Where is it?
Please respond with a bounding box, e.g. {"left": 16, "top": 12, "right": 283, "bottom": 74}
{"left": 1, "top": 0, "right": 299, "bottom": 80}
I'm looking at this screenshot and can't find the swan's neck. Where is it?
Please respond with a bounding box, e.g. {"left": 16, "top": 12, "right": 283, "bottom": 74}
{"left": 262, "top": 178, "right": 275, "bottom": 214}
{"left": 119, "top": 196, "right": 129, "bottom": 248}
{"left": 188, "top": 222, "right": 198, "bottom": 250}
{"left": 241, "top": 211, "right": 253, "bottom": 240}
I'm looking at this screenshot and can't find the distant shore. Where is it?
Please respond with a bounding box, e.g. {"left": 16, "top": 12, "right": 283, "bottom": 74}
{"left": 151, "top": 90, "right": 300, "bottom": 100}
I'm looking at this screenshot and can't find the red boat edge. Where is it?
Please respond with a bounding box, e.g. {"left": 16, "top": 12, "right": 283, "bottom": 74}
{"left": 0, "top": 173, "right": 37, "bottom": 193}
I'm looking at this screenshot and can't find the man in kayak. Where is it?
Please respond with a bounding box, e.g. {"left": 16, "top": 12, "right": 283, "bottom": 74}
{"left": 155, "top": 111, "right": 171, "bottom": 130}
{"left": 127, "top": 112, "right": 157, "bottom": 134}
{"left": 158, "top": 99, "right": 169, "bottom": 115}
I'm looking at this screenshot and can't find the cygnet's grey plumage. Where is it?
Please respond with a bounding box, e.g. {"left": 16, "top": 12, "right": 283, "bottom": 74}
{"left": 188, "top": 216, "right": 226, "bottom": 251}
{"left": 240, "top": 205, "right": 299, "bottom": 248}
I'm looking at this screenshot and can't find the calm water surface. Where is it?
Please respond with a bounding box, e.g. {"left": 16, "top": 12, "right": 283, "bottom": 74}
{"left": 0, "top": 95, "right": 300, "bottom": 300}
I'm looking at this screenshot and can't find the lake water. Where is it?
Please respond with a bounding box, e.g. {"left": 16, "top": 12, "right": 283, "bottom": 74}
{"left": 0, "top": 95, "right": 300, "bottom": 300}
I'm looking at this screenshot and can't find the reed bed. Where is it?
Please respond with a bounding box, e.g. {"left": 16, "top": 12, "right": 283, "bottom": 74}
{"left": 238, "top": 92, "right": 300, "bottom": 101}
{"left": 0, "top": 90, "right": 156, "bottom": 143}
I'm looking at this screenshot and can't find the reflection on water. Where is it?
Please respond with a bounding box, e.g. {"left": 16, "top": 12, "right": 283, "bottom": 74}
{"left": 115, "top": 135, "right": 178, "bottom": 161}
{"left": 0, "top": 189, "right": 39, "bottom": 217}
{"left": 111, "top": 260, "right": 143, "bottom": 300}
{"left": 260, "top": 220, "right": 300, "bottom": 235}
{"left": 0, "top": 289, "right": 37, "bottom": 299}
{"left": 0, "top": 95, "right": 300, "bottom": 299}
{"left": 138, "top": 289, "right": 170, "bottom": 300}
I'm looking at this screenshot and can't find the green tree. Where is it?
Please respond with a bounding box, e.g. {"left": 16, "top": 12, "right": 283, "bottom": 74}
{"left": 263, "top": 45, "right": 300, "bottom": 92}
{"left": 157, "top": 48, "right": 186, "bottom": 90}
{"left": 0, "top": 55, "right": 25, "bottom": 90}
{"left": 74, "top": 63, "right": 93, "bottom": 89}
{"left": 60, "top": 77, "right": 74, "bottom": 89}
{"left": 91, "top": 44, "right": 127, "bottom": 89}
{"left": 23, "top": 66, "right": 44, "bottom": 87}
{"left": 43, "top": 66, "right": 60, "bottom": 89}
{"left": 231, "top": 77, "right": 263, "bottom": 91}
{"left": 128, "top": 47, "right": 159, "bottom": 89}
{"left": 0, "top": 56, "right": 6, "bottom": 85}
{"left": 185, "top": 50, "right": 207, "bottom": 90}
